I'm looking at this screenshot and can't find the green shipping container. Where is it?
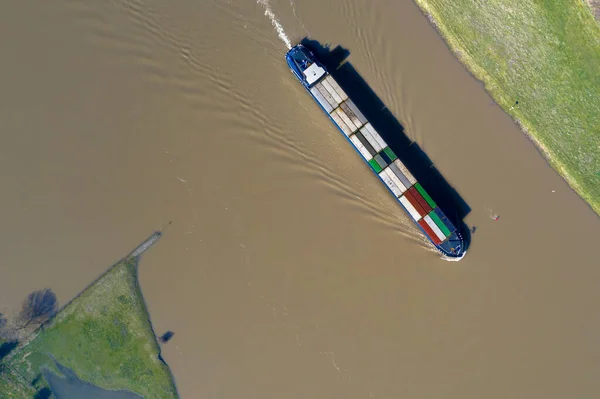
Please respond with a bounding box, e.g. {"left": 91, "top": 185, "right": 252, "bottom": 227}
{"left": 369, "top": 158, "right": 383, "bottom": 173}
{"left": 415, "top": 183, "right": 437, "bottom": 208}
{"left": 383, "top": 147, "right": 398, "bottom": 161}
{"left": 429, "top": 210, "right": 452, "bottom": 237}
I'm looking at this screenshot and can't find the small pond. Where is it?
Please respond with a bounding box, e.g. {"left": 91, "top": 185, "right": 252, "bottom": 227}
{"left": 42, "top": 358, "right": 142, "bottom": 399}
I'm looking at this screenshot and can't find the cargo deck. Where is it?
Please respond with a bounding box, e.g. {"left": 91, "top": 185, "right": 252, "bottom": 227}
{"left": 286, "top": 44, "right": 465, "bottom": 259}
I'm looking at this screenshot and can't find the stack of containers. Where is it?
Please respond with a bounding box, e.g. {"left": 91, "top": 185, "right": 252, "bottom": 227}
{"left": 309, "top": 75, "right": 348, "bottom": 114}
{"left": 413, "top": 188, "right": 456, "bottom": 244}
{"left": 398, "top": 195, "right": 422, "bottom": 221}
{"left": 379, "top": 168, "right": 405, "bottom": 197}
{"left": 419, "top": 214, "right": 446, "bottom": 244}
{"left": 310, "top": 71, "right": 458, "bottom": 245}
{"left": 431, "top": 208, "right": 456, "bottom": 237}
{"left": 403, "top": 190, "right": 428, "bottom": 218}
{"left": 324, "top": 76, "right": 348, "bottom": 102}
{"left": 350, "top": 135, "right": 374, "bottom": 161}
{"left": 407, "top": 186, "right": 432, "bottom": 214}
{"left": 414, "top": 183, "right": 436, "bottom": 209}
{"left": 409, "top": 183, "right": 456, "bottom": 244}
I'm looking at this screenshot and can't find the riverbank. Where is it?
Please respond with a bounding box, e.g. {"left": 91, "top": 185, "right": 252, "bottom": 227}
{"left": 1, "top": 257, "right": 178, "bottom": 398}
{"left": 0, "top": 368, "right": 35, "bottom": 398}
{"left": 413, "top": 0, "right": 600, "bottom": 215}
{"left": 587, "top": 1, "right": 600, "bottom": 20}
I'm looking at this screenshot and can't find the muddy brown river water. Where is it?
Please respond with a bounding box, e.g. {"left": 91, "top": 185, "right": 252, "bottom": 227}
{"left": 1, "top": 0, "right": 600, "bottom": 398}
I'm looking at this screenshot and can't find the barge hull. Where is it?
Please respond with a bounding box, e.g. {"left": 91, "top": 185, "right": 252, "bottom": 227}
{"left": 285, "top": 44, "right": 465, "bottom": 259}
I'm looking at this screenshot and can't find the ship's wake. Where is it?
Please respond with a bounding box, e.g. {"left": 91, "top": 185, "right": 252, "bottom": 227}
{"left": 257, "top": 0, "right": 292, "bottom": 50}
{"left": 440, "top": 251, "right": 467, "bottom": 262}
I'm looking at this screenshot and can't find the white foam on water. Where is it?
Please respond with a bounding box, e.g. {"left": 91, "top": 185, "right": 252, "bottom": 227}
{"left": 257, "top": 0, "right": 292, "bottom": 49}
{"left": 440, "top": 250, "right": 466, "bottom": 262}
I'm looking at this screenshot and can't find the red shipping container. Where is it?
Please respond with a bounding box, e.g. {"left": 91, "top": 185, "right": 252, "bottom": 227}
{"left": 418, "top": 219, "right": 442, "bottom": 245}
{"left": 408, "top": 187, "right": 433, "bottom": 214}
{"left": 404, "top": 190, "right": 427, "bottom": 217}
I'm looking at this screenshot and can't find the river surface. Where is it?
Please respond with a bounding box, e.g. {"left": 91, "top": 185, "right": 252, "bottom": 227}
{"left": 1, "top": 0, "right": 599, "bottom": 398}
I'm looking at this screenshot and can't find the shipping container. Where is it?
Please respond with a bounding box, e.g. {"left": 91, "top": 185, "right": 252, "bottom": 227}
{"left": 403, "top": 189, "right": 427, "bottom": 217}
{"left": 354, "top": 131, "right": 377, "bottom": 157}
{"left": 368, "top": 158, "right": 383, "bottom": 173}
{"left": 374, "top": 154, "right": 388, "bottom": 169}
{"left": 433, "top": 208, "right": 456, "bottom": 234}
{"left": 393, "top": 160, "right": 417, "bottom": 185}
{"left": 335, "top": 107, "right": 359, "bottom": 133}
{"left": 418, "top": 219, "right": 442, "bottom": 245}
{"left": 379, "top": 151, "right": 392, "bottom": 165}
{"left": 408, "top": 187, "right": 433, "bottom": 214}
{"left": 309, "top": 86, "right": 334, "bottom": 113}
{"left": 359, "top": 126, "right": 378, "bottom": 148}
{"left": 379, "top": 170, "right": 403, "bottom": 197}
{"left": 350, "top": 135, "right": 374, "bottom": 161}
{"left": 389, "top": 163, "right": 412, "bottom": 189}
{"left": 429, "top": 210, "right": 452, "bottom": 237}
{"left": 344, "top": 99, "right": 368, "bottom": 125}
{"left": 424, "top": 215, "right": 446, "bottom": 241}
{"left": 384, "top": 167, "right": 407, "bottom": 194}
{"left": 286, "top": 45, "right": 467, "bottom": 259}
{"left": 330, "top": 110, "right": 353, "bottom": 136}
{"left": 340, "top": 102, "right": 364, "bottom": 129}
{"left": 399, "top": 194, "right": 422, "bottom": 221}
{"left": 414, "top": 183, "right": 437, "bottom": 209}
{"left": 383, "top": 147, "right": 398, "bottom": 162}
{"left": 359, "top": 127, "right": 384, "bottom": 152}
{"left": 321, "top": 78, "right": 343, "bottom": 104}
{"left": 324, "top": 76, "right": 349, "bottom": 101}
{"left": 315, "top": 82, "right": 339, "bottom": 109}
{"left": 362, "top": 123, "right": 388, "bottom": 150}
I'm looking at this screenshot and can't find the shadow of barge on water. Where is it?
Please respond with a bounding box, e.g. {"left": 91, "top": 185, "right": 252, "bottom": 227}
{"left": 300, "top": 38, "right": 472, "bottom": 252}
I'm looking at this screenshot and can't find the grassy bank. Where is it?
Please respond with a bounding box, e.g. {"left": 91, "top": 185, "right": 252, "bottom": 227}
{"left": 0, "top": 368, "right": 35, "bottom": 398}
{"left": 414, "top": 0, "right": 600, "bottom": 215}
{"left": 2, "top": 257, "right": 177, "bottom": 398}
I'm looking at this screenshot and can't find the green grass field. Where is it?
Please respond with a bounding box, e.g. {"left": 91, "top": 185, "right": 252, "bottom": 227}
{"left": 1, "top": 257, "right": 178, "bottom": 398}
{"left": 414, "top": 0, "right": 600, "bottom": 215}
{"left": 0, "top": 368, "right": 36, "bottom": 398}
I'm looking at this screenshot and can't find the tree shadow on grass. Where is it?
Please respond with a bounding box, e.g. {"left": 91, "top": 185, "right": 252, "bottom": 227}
{"left": 33, "top": 387, "right": 52, "bottom": 399}
{"left": 34, "top": 388, "right": 52, "bottom": 399}
{"left": 0, "top": 340, "right": 18, "bottom": 361}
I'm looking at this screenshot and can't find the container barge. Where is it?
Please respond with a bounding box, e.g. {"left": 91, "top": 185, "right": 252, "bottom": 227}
{"left": 286, "top": 44, "right": 465, "bottom": 259}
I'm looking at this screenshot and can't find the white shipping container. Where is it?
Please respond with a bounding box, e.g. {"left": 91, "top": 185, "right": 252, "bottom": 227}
{"left": 340, "top": 102, "right": 363, "bottom": 130}
{"left": 335, "top": 108, "right": 359, "bottom": 132}
{"left": 424, "top": 215, "right": 447, "bottom": 241}
{"left": 379, "top": 170, "right": 403, "bottom": 197}
{"left": 315, "top": 82, "right": 339, "bottom": 109}
{"left": 393, "top": 160, "right": 417, "bottom": 185}
{"left": 344, "top": 99, "right": 368, "bottom": 126}
{"left": 363, "top": 123, "right": 388, "bottom": 150}
{"left": 399, "top": 195, "right": 422, "bottom": 221}
{"left": 350, "top": 135, "right": 373, "bottom": 161}
{"left": 321, "top": 79, "right": 344, "bottom": 105}
{"left": 325, "top": 76, "right": 349, "bottom": 101}
{"left": 359, "top": 126, "right": 384, "bottom": 152}
{"left": 384, "top": 168, "right": 407, "bottom": 194}
{"left": 330, "top": 111, "right": 353, "bottom": 136}
{"left": 389, "top": 163, "right": 412, "bottom": 189}
{"left": 310, "top": 87, "right": 334, "bottom": 113}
